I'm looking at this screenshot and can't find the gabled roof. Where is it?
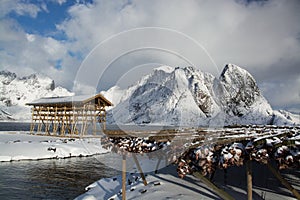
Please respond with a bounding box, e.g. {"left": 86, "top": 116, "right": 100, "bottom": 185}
{"left": 26, "top": 93, "right": 113, "bottom": 107}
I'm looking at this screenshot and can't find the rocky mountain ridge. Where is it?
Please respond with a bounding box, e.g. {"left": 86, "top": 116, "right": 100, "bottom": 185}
{"left": 102, "top": 64, "right": 298, "bottom": 126}
{"left": 0, "top": 65, "right": 298, "bottom": 126}
{"left": 0, "top": 70, "right": 73, "bottom": 121}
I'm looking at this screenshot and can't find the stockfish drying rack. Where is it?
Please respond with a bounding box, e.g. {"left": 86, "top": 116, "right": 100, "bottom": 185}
{"left": 102, "top": 125, "right": 300, "bottom": 200}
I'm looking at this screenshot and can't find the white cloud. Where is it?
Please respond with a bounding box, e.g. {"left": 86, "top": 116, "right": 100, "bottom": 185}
{"left": 26, "top": 33, "right": 35, "bottom": 42}
{"left": 52, "top": 0, "right": 67, "bottom": 5}
{"left": 0, "top": 0, "right": 42, "bottom": 18}
{"left": 0, "top": 0, "right": 299, "bottom": 109}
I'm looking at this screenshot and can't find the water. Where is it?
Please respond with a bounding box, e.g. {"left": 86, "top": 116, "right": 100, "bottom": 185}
{"left": 0, "top": 122, "right": 176, "bottom": 199}
{"left": 0, "top": 122, "right": 31, "bottom": 131}
{"left": 0, "top": 155, "right": 120, "bottom": 200}
{"left": 0, "top": 122, "right": 120, "bottom": 199}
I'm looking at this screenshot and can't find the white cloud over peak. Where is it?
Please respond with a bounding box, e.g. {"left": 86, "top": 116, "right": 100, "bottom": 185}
{"left": 0, "top": 0, "right": 299, "bottom": 109}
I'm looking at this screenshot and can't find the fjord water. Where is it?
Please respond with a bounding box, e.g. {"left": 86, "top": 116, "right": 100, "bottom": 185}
{"left": 0, "top": 154, "right": 120, "bottom": 199}
{"left": 0, "top": 122, "right": 120, "bottom": 200}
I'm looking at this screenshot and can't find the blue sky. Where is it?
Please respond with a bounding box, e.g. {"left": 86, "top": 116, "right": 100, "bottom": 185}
{"left": 0, "top": 0, "right": 299, "bottom": 111}
{"left": 8, "top": 2, "right": 70, "bottom": 40}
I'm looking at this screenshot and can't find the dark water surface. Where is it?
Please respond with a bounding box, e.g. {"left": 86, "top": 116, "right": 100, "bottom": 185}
{"left": 0, "top": 122, "right": 120, "bottom": 200}
{"left": 0, "top": 122, "right": 31, "bottom": 131}
{"left": 0, "top": 155, "right": 120, "bottom": 200}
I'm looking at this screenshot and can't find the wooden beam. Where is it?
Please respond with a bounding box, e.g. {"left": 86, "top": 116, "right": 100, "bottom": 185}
{"left": 193, "top": 171, "right": 235, "bottom": 200}
{"left": 132, "top": 154, "right": 148, "bottom": 186}
{"left": 267, "top": 163, "right": 300, "bottom": 199}
{"left": 155, "top": 157, "right": 162, "bottom": 174}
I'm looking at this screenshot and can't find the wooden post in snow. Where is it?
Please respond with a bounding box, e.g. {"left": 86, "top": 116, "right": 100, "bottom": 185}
{"left": 122, "top": 154, "right": 126, "bottom": 200}
{"left": 246, "top": 160, "right": 252, "bottom": 200}
{"left": 132, "top": 154, "right": 148, "bottom": 186}
{"left": 155, "top": 157, "right": 162, "bottom": 174}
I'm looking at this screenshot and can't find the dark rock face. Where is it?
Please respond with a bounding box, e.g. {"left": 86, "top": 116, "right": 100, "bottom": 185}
{"left": 218, "top": 64, "right": 261, "bottom": 116}
{"left": 0, "top": 70, "right": 17, "bottom": 85}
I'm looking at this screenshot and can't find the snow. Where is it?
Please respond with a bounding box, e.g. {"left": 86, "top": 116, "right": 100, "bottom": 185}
{"left": 74, "top": 125, "right": 299, "bottom": 200}
{"left": 0, "top": 131, "right": 109, "bottom": 162}
{"left": 272, "top": 110, "right": 300, "bottom": 126}
{"left": 103, "top": 64, "right": 298, "bottom": 126}
{"left": 75, "top": 162, "right": 220, "bottom": 200}
{"left": 154, "top": 65, "right": 174, "bottom": 73}
{"left": 76, "top": 162, "right": 299, "bottom": 200}
{"left": 101, "top": 86, "right": 125, "bottom": 108}
{"left": 27, "top": 94, "right": 105, "bottom": 106}
{"left": 0, "top": 70, "right": 73, "bottom": 121}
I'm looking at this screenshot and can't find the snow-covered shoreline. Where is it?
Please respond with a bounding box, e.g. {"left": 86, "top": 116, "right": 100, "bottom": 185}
{"left": 75, "top": 125, "right": 300, "bottom": 200}
{"left": 75, "top": 162, "right": 299, "bottom": 200}
{"left": 0, "top": 131, "right": 109, "bottom": 162}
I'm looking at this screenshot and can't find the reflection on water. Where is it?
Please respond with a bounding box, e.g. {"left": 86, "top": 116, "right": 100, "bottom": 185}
{"left": 0, "top": 154, "right": 120, "bottom": 200}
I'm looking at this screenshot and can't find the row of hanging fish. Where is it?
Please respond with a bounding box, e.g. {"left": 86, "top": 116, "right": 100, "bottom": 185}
{"left": 177, "top": 131, "right": 299, "bottom": 178}
{"left": 101, "top": 136, "right": 171, "bottom": 154}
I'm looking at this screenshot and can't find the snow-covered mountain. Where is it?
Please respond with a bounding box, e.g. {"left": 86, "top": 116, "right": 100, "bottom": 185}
{"left": 0, "top": 70, "right": 73, "bottom": 121}
{"left": 102, "top": 64, "right": 299, "bottom": 126}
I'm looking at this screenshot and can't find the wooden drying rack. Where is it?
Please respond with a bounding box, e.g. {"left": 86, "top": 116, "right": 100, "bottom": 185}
{"left": 102, "top": 126, "right": 300, "bottom": 200}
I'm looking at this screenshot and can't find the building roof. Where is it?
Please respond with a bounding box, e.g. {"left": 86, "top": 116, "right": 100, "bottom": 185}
{"left": 26, "top": 93, "right": 113, "bottom": 107}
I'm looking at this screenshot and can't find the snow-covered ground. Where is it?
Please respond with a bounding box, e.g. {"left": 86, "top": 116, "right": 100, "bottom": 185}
{"left": 0, "top": 131, "right": 109, "bottom": 162}
{"left": 75, "top": 126, "right": 300, "bottom": 200}
{"left": 0, "top": 128, "right": 299, "bottom": 199}
{"left": 75, "top": 162, "right": 299, "bottom": 200}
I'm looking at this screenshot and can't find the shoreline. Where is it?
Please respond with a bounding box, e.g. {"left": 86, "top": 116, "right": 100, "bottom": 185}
{"left": 0, "top": 131, "right": 109, "bottom": 162}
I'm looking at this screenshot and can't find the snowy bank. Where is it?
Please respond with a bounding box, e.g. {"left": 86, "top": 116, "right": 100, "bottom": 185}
{"left": 75, "top": 126, "right": 300, "bottom": 200}
{"left": 0, "top": 132, "right": 109, "bottom": 162}
{"left": 75, "top": 163, "right": 299, "bottom": 200}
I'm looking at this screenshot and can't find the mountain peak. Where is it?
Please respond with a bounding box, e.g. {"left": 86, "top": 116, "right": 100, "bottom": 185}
{"left": 104, "top": 64, "right": 287, "bottom": 126}
{"left": 221, "top": 63, "right": 252, "bottom": 79}
{"left": 0, "top": 70, "right": 73, "bottom": 121}
{"left": 0, "top": 70, "right": 17, "bottom": 85}
{"left": 154, "top": 65, "right": 174, "bottom": 73}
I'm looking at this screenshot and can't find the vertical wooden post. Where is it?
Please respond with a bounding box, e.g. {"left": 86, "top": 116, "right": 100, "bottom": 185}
{"left": 103, "top": 109, "right": 106, "bottom": 131}
{"left": 71, "top": 106, "right": 75, "bottom": 137}
{"left": 122, "top": 154, "right": 126, "bottom": 200}
{"left": 93, "top": 112, "right": 97, "bottom": 136}
{"left": 267, "top": 163, "right": 300, "bottom": 199}
{"left": 37, "top": 107, "right": 42, "bottom": 133}
{"left": 155, "top": 157, "right": 162, "bottom": 174}
{"left": 53, "top": 107, "right": 58, "bottom": 134}
{"left": 81, "top": 105, "right": 88, "bottom": 136}
{"left": 61, "top": 106, "right": 66, "bottom": 136}
{"left": 45, "top": 107, "right": 50, "bottom": 135}
{"left": 30, "top": 107, "right": 35, "bottom": 134}
{"left": 246, "top": 160, "right": 252, "bottom": 200}
{"left": 132, "top": 154, "right": 148, "bottom": 186}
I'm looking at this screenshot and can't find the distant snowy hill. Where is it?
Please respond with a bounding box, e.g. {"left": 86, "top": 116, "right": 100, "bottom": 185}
{"left": 0, "top": 70, "right": 73, "bottom": 121}
{"left": 102, "top": 64, "right": 299, "bottom": 126}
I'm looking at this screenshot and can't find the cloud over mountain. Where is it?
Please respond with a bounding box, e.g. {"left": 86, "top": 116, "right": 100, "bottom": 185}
{"left": 0, "top": 0, "right": 299, "bottom": 110}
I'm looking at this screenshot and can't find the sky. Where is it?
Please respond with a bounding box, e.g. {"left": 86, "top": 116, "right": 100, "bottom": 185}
{"left": 0, "top": 0, "right": 299, "bottom": 111}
